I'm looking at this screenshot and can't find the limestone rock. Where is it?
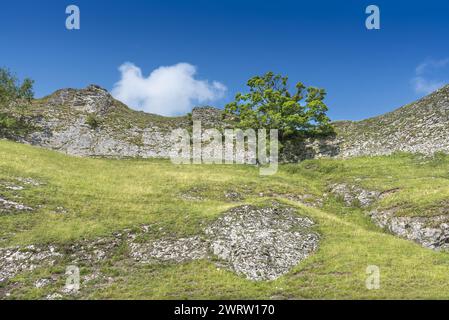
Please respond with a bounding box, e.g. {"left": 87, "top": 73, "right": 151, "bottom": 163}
{"left": 2, "top": 84, "right": 448, "bottom": 161}
{"left": 204, "top": 205, "right": 319, "bottom": 281}
{"left": 128, "top": 204, "right": 320, "bottom": 281}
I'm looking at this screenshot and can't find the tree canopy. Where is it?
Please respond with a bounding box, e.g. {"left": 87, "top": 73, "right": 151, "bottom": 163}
{"left": 0, "top": 68, "right": 34, "bottom": 106}
{"left": 224, "top": 72, "right": 333, "bottom": 141}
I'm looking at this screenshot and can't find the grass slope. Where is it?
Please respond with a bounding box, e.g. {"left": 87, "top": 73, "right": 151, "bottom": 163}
{"left": 1, "top": 140, "right": 449, "bottom": 299}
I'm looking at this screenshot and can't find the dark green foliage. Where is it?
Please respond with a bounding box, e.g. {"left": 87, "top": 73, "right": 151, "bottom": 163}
{"left": 86, "top": 114, "right": 101, "bottom": 129}
{"left": 0, "top": 68, "right": 34, "bottom": 106}
{"left": 0, "top": 113, "right": 35, "bottom": 137}
{"left": 0, "top": 67, "right": 35, "bottom": 131}
{"left": 224, "top": 72, "right": 334, "bottom": 142}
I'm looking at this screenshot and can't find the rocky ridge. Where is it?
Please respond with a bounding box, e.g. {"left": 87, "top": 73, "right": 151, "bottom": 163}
{"left": 1, "top": 84, "right": 449, "bottom": 160}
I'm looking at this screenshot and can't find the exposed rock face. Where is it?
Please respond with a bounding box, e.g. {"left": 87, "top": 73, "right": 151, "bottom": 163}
{"left": 2, "top": 84, "right": 449, "bottom": 161}
{"left": 0, "top": 237, "right": 121, "bottom": 285}
{"left": 0, "top": 204, "right": 319, "bottom": 285}
{"left": 281, "top": 136, "right": 341, "bottom": 162}
{"left": 204, "top": 205, "right": 319, "bottom": 280}
{"left": 47, "top": 85, "right": 114, "bottom": 114}
{"left": 0, "top": 245, "right": 61, "bottom": 283}
{"left": 328, "top": 183, "right": 381, "bottom": 207}
{"left": 129, "top": 236, "right": 208, "bottom": 263}
{"left": 368, "top": 209, "right": 449, "bottom": 250}
{"left": 329, "top": 183, "right": 449, "bottom": 250}
{"left": 128, "top": 204, "right": 319, "bottom": 281}
{"left": 191, "top": 106, "right": 224, "bottom": 128}
{"left": 11, "top": 85, "right": 190, "bottom": 158}
{"left": 335, "top": 85, "right": 449, "bottom": 157}
{"left": 0, "top": 207, "right": 317, "bottom": 299}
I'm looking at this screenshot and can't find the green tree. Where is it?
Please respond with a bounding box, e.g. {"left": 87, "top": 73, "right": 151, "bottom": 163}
{"left": 224, "top": 72, "right": 333, "bottom": 142}
{"left": 0, "top": 68, "right": 34, "bottom": 105}
{"left": 0, "top": 68, "right": 35, "bottom": 136}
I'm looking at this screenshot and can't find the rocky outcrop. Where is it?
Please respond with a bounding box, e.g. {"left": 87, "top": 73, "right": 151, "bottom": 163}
{"left": 0, "top": 237, "right": 120, "bottom": 285}
{"left": 368, "top": 208, "right": 449, "bottom": 250}
{"left": 335, "top": 84, "right": 449, "bottom": 157}
{"left": 204, "top": 205, "right": 319, "bottom": 280}
{"left": 22, "top": 85, "right": 188, "bottom": 158}
{"left": 329, "top": 183, "right": 449, "bottom": 250}
{"left": 191, "top": 106, "right": 224, "bottom": 128}
{"left": 328, "top": 183, "right": 382, "bottom": 207}
{"left": 129, "top": 236, "right": 208, "bottom": 263}
{"left": 129, "top": 204, "right": 319, "bottom": 281}
{"left": 1, "top": 84, "right": 449, "bottom": 161}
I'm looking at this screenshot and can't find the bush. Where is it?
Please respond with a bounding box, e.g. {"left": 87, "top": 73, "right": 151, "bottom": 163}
{"left": 0, "top": 113, "right": 35, "bottom": 137}
{"left": 86, "top": 114, "right": 101, "bottom": 129}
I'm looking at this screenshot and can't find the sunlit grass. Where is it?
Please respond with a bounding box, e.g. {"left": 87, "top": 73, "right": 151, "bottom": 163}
{"left": 2, "top": 140, "right": 449, "bottom": 299}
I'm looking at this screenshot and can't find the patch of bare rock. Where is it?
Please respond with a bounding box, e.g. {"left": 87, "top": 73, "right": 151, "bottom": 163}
{"left": 0, "top": 237, "right": 121, "bottom": 287}
{"left": 129, "top": 236, "right": 208, "bottom": 263}
{"left": 0, "top": 197, "right": 33, "bottom": 213}
{"left": 328, "top": 183, "right": 383, "bottom": 207}
{"left": 0, "top": 177, "right": 44, "bottom": 214}
{"left": 0, "top": 245, "right": 61, "bottom": 283}
{"left": 129, "top": 204, "right": 319, "bottom": 281}
{"left": 368, "top": 208, "right": 449, "bottom": 250}
{"left": 205, "top": 205, "right": 319, "bottom": 280}
{"left": 329, "top": 183, "right": 449, "bottom": 250}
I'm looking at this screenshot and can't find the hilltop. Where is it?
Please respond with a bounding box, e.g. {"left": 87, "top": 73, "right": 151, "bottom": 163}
{"left": 335, "top": 84, "right": 449, "bottom": 157}
{"left": 1, "top": 84, "right": 449, "bottom": 160}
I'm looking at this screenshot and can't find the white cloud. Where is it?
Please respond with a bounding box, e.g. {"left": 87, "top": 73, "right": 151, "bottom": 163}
{"left": 412, "top": 77, "right": 445, "bottom": 95}
{"left": 415, "top": 58, "right": 449, "bottom": 75}
{"left": 412, "top": 58, "right": 449, "bottom": 94}
{"left": 112, "top": 62, "right": 227, "bottom": 116}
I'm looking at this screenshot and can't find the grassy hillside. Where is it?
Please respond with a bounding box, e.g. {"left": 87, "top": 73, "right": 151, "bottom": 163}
{"left": 1, "top": 139, "right": 449, "bottom": 299}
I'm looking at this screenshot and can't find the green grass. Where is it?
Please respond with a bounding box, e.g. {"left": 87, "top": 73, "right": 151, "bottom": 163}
{"left": 2, "top": 139, "right": 449, "bottom": 299}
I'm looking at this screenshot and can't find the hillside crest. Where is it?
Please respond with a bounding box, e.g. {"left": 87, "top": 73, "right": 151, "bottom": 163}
{"left": 1, "top": 83, "right": 449, "bottom": 160}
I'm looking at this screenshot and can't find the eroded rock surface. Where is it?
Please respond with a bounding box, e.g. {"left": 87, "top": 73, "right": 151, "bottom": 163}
{"left": 2, "top": 84, "right": 449, "bottom": 161}
{"left": 0, "top": 197, "right": 33, "bottom": 213}
{"left": 1, "top": 204, "right": 319, "bottom": 293}
{"left": 128, "top": 204, "right": 319, "bottom": 281}
{"left": 129, "top": 236, "right": 208, "bottom": 263}
{"left": 0, "top": 245, "right": 61, "bottom": 283}
{"left": 329, "top": 183, "right": 449, "bottom": 250}
{"left": 205, "top": 205, "right": 319, "bottom": 280}
{"left": 369, "top": 209, "right": 449, "bottom": 250}
{"left": 0, "top": 238, "right": 120, "bottom": 285}
{"left": 328, "top": 183, "right": 381, "bottom": 207}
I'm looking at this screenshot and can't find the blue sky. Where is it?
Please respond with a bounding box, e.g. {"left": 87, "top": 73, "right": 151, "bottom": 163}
{"left": 1, "top": 0, "right": 448, "bottom": 120}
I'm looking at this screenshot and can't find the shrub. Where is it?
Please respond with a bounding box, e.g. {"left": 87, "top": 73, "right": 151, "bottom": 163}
{"left": 86, "top": 114, "right": 101, "bottom": 129}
